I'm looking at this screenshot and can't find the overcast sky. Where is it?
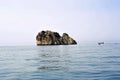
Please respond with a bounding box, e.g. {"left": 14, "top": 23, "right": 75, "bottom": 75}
{"left": 0, "top": 0, "right": 120, "bottom": 45}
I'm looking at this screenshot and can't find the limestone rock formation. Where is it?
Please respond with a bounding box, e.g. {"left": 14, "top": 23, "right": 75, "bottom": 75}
{"left": 36, "top": 30, "right": 77, "bottom": 45}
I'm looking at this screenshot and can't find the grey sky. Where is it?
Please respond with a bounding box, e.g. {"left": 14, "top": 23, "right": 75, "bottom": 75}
{"left": 0, "top": 0, "right": 120, "bottom": 45}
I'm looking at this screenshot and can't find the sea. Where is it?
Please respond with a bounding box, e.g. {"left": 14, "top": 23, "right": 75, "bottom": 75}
{"left": 0, "top": 43, "right": 120, "bottom": 80}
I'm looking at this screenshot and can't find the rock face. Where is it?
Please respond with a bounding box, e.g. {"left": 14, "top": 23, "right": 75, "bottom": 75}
{"left": 36, "top": 30, "right": 77, "bottom": 45}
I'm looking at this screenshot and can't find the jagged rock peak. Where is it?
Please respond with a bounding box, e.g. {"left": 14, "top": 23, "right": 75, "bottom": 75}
{"left": 36, "top": 30, "right": 77, "bottom": 45}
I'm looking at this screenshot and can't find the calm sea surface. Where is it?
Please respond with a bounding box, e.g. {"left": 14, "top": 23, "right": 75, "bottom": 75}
{"left": 0, "top": 43, "right": 120, "bottom": 80}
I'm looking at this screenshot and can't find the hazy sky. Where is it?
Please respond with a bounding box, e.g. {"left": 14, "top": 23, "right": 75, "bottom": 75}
{"left": 0, "top": 0, "right": 120, "bottom": 45}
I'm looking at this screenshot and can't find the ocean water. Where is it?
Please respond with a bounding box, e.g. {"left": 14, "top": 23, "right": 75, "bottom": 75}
{"left": 0, "top": 43, "right": 120, "bottom": 80}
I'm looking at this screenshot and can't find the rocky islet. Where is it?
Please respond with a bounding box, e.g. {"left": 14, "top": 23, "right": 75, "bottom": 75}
{"left": 36, "top": 30, "right": 77, "bottom": 45}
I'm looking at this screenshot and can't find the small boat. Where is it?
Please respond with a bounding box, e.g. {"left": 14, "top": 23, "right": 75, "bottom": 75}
{"left": 98, "top": 42, "right": 104, "bottom": 45}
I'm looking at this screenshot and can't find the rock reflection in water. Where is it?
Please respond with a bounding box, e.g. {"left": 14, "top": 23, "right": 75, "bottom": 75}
{"left": 38, "top": 66, "right": 68, "bottom": 70}
{"left": 39, "top": 60, "right": 70, "bottom": 62}
{"left": 39, "top": 53, "right": 61, "bottom": 58}
{"left": 36, "top": 46, "right": 70, "bottom": 71}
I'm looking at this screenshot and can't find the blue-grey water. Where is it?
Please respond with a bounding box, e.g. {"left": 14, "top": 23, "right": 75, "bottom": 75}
{"left": 0, "top": 43, "right": 120, "bottom": 80}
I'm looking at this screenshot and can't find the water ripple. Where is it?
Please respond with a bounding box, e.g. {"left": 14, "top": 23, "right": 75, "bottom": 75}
{"left": 0, "top": 44, "right": 120, "bottom": 80}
